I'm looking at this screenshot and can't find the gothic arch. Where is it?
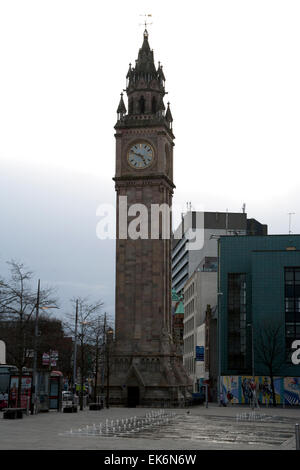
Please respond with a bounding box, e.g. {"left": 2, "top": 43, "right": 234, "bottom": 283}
{"left": 139, "top": 95, "right": 145, "bottom": 114}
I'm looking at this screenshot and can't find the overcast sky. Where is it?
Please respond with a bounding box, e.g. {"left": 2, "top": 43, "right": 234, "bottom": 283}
{"left": 1, "top": 0, "right": 300, "bottom": 319}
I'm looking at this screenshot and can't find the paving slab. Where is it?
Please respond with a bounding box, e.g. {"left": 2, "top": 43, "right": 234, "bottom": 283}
{"left": 1, "top": 404, "right": 300, "bottom": 450}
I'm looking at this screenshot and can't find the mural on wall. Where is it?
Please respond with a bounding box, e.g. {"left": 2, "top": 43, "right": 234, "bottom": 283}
{"left": 221, "top": 376, "right": 239, "bottom": 403}
{"left": 256, "top": 376, "right": 282, "bottom": 405}
{"left": 284, "top": 377, "right": 300, "bottom": 405}
{"left": 240, "top": 377, "right": 256, "bottom": 403}
{"left": 221, "top": 376, "right": 299, "bottom": 405}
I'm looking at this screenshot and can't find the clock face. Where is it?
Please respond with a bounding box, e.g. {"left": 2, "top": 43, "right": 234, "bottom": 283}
{"left": 127, "top": 142, "right": 154, "bottom": 169}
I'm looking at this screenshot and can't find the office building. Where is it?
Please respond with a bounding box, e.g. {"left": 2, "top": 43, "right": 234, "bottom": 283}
{"left": 219, "top": 234, "right": 300, "bottom": 405}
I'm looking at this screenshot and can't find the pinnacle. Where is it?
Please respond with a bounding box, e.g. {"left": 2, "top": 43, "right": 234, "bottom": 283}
{"left": 117, "top": 93, "right": 126, "bottom": 114}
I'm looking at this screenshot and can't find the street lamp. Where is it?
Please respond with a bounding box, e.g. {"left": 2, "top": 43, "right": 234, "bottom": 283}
{"left": 32, "top": 281, "right": 59, "bottom": 415}
{"left": 32, "top": 279, "right": 40, "bottom": 414}
{"left": 78, "top": 319, "right": 93, "bottom": 410}
{"left": 73, "top": 300, "right": 79, "bottom": 396}
{"left": 100, "top": 313, "right": 107, "bottom": 400}
{"left": 106, "top": 327, "right": 113, "bottom": 409}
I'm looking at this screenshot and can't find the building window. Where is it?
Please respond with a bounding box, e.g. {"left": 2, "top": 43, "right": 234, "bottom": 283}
{"left": 227, "top": 273, "right": 247, "bottom": 370}
{"left": 285, "top": 267, "right": 300, "bottom": 362}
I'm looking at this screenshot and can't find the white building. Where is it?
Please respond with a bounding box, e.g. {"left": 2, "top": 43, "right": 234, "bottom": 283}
{"left": 174, "top": 211, "right": 267, "bottom": 394}
{"left": 183, "top": 258, "right": 217, "bottom": 392}
{"left": 172, "top": 211, "right": 248, "bottom": 295}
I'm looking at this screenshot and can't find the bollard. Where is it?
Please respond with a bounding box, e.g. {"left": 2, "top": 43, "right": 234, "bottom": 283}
{"left": 296, "top": 424, "right": 300, "bottom": 450}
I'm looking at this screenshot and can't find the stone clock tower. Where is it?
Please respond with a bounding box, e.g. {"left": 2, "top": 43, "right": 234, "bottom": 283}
{"left": 110, "top": 29, "right": 191, "bottom": 406}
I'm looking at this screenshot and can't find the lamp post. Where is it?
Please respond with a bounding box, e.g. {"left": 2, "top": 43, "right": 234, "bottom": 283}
{"left": 73, "top": 299, "right": 79, "bottom": 395}
{"left": 78, "top": 319, "right": 92, "bottom": 410}
{"left": 32, "top": 279, "right": 40, "bottom": 414}
{"left": 32, "top": 281, "right": 59, "bottom": 415}
{"left": 100, "top": 313, "right": 107, "bottom": 400}
{"left": 93, "top": 319, "right": 101, "bottom": 403}
{"left": 106, "top": 327, "right": 113, "bottom": 409}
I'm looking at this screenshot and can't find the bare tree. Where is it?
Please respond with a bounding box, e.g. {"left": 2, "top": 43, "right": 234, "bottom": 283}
{"left": 254, "top": 320, "right": 284, "bottom": 407}
{"left": 64, "top": 297, "right": 104, "bottom": 410}
{"left": 88, "top": 312, "right": 114, "bottom": 404}
{"left": 88, "top": 316, "right": 105, "bottom": 402}
{"left": 0, "top": 260, "right": 58, "bottom": 407}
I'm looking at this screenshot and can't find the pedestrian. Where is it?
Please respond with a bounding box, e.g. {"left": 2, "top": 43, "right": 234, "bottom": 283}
{"left": 220, "top": 391, "right": 227, "bottom": 407}
{"left": 227, "top": 391, "right": 233, "bottom": 405}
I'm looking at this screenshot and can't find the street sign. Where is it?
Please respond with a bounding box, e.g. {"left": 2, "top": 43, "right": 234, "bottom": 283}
{"left": 196, "top": 346, "right": 204, "bottom": 361}
{"left": 42, "top": 353, "right": 50, "bottom": 365}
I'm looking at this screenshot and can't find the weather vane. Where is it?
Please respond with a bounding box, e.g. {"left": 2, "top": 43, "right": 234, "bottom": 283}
{"left": 139, "top": 14, "right": 153, "bottom": 31}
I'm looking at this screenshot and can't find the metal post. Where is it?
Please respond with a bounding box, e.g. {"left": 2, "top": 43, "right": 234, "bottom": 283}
{"left": 106, "top": 325, "right": 113, "bottom": 409}
{"left": 103, "top": 313, "right": 106, "bottom": 404}
{"left": 73, "top": 299, "right": 78, "bottom": 394}
{"left": 32, "top": 279, "right": 40, "bottom": 414}
{"left": 80, "top": 320, "right": 84, "bottom": 411}
{"left": 217, "top": 237, "right": 221, "bottom": 406}
{"left": 93, "top": 324, "right": 100, "bottom": 403}
{"left": 106, "top": 329, "right": 109, "bottom": 409}
{"left": 205, "top": 384, "right": 208, "bottom": 408}
{"left": 296, "top": 423, "right": 300, "bottom": 450}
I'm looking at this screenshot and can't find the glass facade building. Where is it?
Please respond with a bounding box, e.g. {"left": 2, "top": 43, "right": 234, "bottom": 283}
{"left": 284, "top": 267, "right": 300, "bottom": 362}
{"left": 219, "top": 235, "right": 300, "bottom": 377}
{"left": 227, "top": 273, "right": 247, "bottom": 370}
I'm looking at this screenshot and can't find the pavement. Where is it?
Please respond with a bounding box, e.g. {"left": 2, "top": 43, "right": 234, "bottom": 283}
{"left": 1, "top": 403, "right": 300, "bottom": 450}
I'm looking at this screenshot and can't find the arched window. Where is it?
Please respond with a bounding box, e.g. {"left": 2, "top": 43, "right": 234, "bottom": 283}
{"left": 139, "top": 95, "right": 145, "bottom": 114}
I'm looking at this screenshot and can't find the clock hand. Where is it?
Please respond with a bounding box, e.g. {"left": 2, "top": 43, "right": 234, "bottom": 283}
{"left": 132, "top": 151, "right": 148, "bottom": 164}
{"left": 132, "top": 151, "right": 145, "bottom": 158}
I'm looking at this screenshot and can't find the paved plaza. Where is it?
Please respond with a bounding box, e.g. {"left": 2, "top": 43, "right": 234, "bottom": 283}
{"left": 1, "top": 404, "right": 300, "bottom": 450}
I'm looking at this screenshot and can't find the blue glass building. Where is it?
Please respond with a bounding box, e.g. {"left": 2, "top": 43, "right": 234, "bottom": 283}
{"left": 219, "top": 235, "right": 300, "bottom": 379}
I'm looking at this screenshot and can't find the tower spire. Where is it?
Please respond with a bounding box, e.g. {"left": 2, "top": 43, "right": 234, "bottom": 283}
{"left": 135, "top": 28, "right": 155, "bottom": 74}
{"left": 116, "top": 92, "right": 126, "bottom": 120}
{"left": 165, "top": 102, "right": 173, "bottom": 129}
{"left": 115, "top": 28, "right": 174, "bottom": 136}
